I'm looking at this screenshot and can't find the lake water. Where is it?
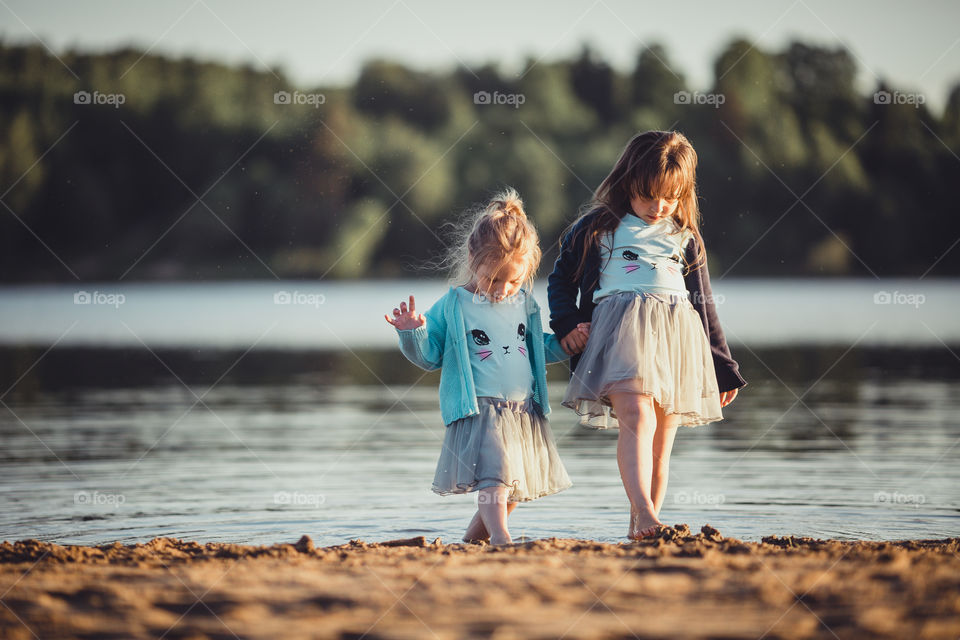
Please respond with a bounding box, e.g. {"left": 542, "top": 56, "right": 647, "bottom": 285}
{"left": 0, "top": 279, "right": 958, "bottom": 546}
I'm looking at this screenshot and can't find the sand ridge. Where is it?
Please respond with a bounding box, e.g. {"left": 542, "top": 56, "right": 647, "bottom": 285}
{"left": 1, "top": 524, "right": 958, "bottom": 639}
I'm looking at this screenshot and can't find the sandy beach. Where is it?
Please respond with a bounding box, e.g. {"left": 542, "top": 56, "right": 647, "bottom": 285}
{"left": 1, "top": 525, "right": 958, "bottom": 640}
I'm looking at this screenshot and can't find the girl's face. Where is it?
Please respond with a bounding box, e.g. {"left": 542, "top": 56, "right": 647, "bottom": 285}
{"left": 630, "top": 194, "right": 679, "bottom": 224}
{"left": 469, "top": 256, "right": 528, "bottom": 303}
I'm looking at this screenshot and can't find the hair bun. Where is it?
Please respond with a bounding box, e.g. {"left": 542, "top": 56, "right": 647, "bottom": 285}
{"left": 501, "top": 199, "right": 525, "bottom": 219}
{"left": 491, "top": 187, "right": 526, "bottom": 220}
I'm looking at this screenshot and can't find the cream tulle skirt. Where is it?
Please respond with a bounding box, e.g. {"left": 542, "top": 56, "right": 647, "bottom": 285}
{"left": 432, "top": 396, "right": 572, "bottom": 502}
{"left": 562, "top": 290, "right": 724, "bottom": 429}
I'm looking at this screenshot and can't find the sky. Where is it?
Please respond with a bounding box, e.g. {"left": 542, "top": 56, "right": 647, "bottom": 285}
{"left": 1, "top": 0, "right": 958, "bottom": 110}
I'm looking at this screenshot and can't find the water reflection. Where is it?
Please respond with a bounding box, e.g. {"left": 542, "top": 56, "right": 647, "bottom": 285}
{"left": 0, "top": 345, "right": 957, "bottom": 545}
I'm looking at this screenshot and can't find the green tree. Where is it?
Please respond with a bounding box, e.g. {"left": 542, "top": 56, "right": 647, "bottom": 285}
{"left": 630, "top": 44, "right": 687, "bottom": 117}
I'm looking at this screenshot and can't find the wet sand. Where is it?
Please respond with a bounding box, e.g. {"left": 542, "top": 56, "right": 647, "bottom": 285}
{"left": 1, "top": 524, "right": 958, "bottom": 639}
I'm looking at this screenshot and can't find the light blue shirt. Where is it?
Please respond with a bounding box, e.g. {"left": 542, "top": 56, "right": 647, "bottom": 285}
{"left": 456, "top": 287, "right": 534, "bottom": 401}
{"left": 592, "top": 214, "right": 695, "bottom": 303}
{"left": 395, "top": 286, "right": 568, "bottom": 426}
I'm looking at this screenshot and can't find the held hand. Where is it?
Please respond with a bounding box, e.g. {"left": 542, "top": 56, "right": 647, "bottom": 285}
{"left": 576, "top": 322, "right": 591, "bottom": 338}
{"left": 384, "top": 295, "right": 425, "bottom": 331}
{"left": 720, "top": 388, "right": 739, "bottom": 408}
{"left": 560, "top": 327, "right": 588, "bottom": 356}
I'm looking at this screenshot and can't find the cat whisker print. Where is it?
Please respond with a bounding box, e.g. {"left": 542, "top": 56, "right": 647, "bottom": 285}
{"left": 621, "top": 249, "right": 642, "bottom": 273}
{"left": 470, "top": 329, "right": 494, "bottom": 360}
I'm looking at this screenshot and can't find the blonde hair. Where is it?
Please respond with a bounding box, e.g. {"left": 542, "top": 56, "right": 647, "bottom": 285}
{"left": 442, "top": 188, "right": 542, "bottom": 290}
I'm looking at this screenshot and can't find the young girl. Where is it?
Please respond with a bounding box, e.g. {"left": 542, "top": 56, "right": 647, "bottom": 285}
{"left": 547, "top": 130, "right": 747, "bottom": 540}
{"left": 384, "top": 188, "right": 586, "bottom": 545}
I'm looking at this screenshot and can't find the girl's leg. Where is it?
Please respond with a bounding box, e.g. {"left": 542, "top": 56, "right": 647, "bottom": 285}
{"left": 463, "top": 501, "right": 518, "bottom": 542}
{"left": 609, "top": 392, "right": 660, "bottom": 538}
{"left": 650, "top": 402, "right": 682, "bottom": 516}
{"left": 476, "top": 486, "right": 512, "bottom": 545}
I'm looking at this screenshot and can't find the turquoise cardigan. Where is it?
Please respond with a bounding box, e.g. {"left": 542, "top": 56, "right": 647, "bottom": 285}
{"left": 395, "top": 286, "right": 569, "bottom": 425}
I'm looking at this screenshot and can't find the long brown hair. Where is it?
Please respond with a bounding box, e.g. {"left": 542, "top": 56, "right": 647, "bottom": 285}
{"left": 563, "top": 130, "right": 707, "bottom": 285}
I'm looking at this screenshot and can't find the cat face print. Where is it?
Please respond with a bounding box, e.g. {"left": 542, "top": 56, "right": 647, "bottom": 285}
{"left": 621, "top": 249, "right": 681, "bottom": 275}
{"left": 469, "top": 323, "right": 526, "bottom": 361}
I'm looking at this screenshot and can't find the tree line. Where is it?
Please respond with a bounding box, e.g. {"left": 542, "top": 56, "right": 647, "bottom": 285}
{"left": 1, "top": 39, "right": 958, "bottom": 282}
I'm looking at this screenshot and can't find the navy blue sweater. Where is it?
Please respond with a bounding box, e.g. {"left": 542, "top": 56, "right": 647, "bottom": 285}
{"left": 546, "top": 212, "right": 748, "bottom": 393}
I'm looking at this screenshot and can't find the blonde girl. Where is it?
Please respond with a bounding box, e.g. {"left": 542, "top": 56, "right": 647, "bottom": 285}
{"left": 385, "top": 188, "right": 586, "bottom": 545}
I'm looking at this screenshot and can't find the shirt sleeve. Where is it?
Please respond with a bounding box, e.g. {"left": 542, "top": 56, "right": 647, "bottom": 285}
{"left": 547, "top": 221, "right": 588, "bottom": 340}
{"left": 683, "top": 238, "right": 747, "bottom": 392}
{"left": 395, "top": 295, "right": 446, "bottom": 371}
{"left": 542, "top": 332, "right": 570, "bottom": 364}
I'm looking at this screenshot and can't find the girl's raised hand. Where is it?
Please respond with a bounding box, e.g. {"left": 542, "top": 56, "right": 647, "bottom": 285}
{"left": 384, "top": 295, "right": 425, "bottom": 331}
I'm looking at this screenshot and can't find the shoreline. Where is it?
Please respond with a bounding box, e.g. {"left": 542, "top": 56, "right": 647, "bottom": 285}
{"left": 2, "top": 524, "right": 958, "bottom": 639}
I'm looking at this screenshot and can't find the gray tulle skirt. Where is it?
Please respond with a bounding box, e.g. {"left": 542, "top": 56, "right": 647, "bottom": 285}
{"left": 432, "top": 396, "right": 572, "bottom": 502}
{"left": 562, "top": 290, "right": 724, "bottom": 429}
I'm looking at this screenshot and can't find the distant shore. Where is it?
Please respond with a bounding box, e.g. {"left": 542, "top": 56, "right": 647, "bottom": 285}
{"left": 1, "top": 525, "right": 958, "bottom": 639}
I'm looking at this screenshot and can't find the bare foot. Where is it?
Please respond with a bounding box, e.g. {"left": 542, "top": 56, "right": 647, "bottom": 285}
{"left": 463, "top": 512, "right": 489, "bottom": 543}
{"left": 628, "top": 505, "right": 663, "bottom": 540}
{"left": 489, "top": 533, "right": 513, "bottom": 545}
{"left": 630, "top": 524, "right": 668, "bottom": 540}
{"left": 463, "top": 503, "right": 519, "bottom": 543}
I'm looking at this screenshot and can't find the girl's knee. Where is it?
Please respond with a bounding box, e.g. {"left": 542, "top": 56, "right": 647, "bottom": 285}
{"left": 612, "top": 393, "right": 657, "bottom": 427}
